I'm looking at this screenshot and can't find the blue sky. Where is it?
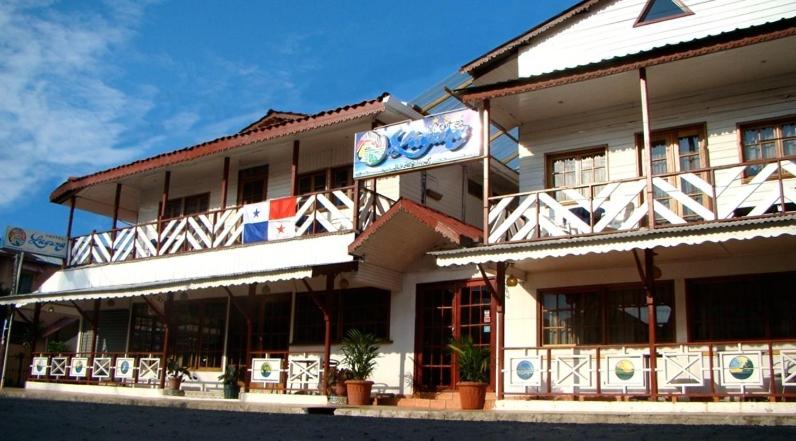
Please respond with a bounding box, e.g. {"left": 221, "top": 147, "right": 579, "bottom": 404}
{"left": 0, "top": 0, "right": 579, "bottom": 238}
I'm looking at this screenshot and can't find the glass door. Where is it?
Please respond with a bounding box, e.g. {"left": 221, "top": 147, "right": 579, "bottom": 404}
{"left": 415, "top": 280, "right": 494, "bottom": 391}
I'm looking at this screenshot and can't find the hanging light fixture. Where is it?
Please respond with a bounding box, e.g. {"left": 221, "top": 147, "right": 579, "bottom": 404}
{"left": 506, "top": 274, "right": 519, "bottom": 287}
{"left": 46, "top": 306, "right": 55, "bottom": 313}
{"left": 339, "top": 277, "right": 350, "bottom": 290}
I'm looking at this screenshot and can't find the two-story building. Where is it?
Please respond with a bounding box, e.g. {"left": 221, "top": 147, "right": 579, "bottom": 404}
{"left": 432, "top": 0, "right": 796, "bottom": 409}
{"left": 0, "top": 92, "right": 517, "bottom": 406}
{"left": 2, "top": 0, "right": 795, "bottom": 412}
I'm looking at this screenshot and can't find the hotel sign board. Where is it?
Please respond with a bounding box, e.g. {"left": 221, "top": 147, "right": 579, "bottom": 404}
{"left": 353, "top": 108, "right": 482, "bottom": 179}
{"left": 4, "top": 226, "right": 67, "bottom": 259}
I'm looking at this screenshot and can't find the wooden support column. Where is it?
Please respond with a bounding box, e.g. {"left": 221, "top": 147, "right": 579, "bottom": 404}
{"left": 291, "top": 140, "right": 300, "bottom": 196}
{"left": 634, "top": 249, "right": 658, "bottom": 400}
{"left": 224, "top": 286, "right": 253, "bottom": 391}
{"left": 88, "top": 299, "right": 100, "bottom": 385}
{"left": 160, "top": 294, "right": 173, "bottom": 389}
{"left": 110, "top": 183, "right": 122, "bottom": 259}
{"left": 477, "top": 263, "right": 505, "bottom": 398}
{"left": 303, "top": 276, "right": 333, "bottom": 395}
{"left": 322, "top": 275, "right": 333, "bottom": 394}
{"left": 31, "top": 303, "right": 42, "bottom": 354}
{"left": 639, "top": 68, "right": 655, "bottom": 229}
{"left": 353, "top": 180, "right": 361, "bottom": 232}
{"left": 157, "top": 171, "right": 171, "bottom": 254}
{"left": 496, "top": 262, "right": 506, "bottom": 400}
{"left": 111, "top": 183, "right": 122, "bottom": 233}
{"left": 480, "top": 100, "right": 491, "bottom": 243}
{"left": 221, "top": 157, "right": 230, "bottom": 209}
{"left": 64, "top": 196, "right": 76, "bottom": 268}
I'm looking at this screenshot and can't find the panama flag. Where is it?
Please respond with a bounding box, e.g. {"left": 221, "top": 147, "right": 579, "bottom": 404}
{"left": 242, "top": 196, "right": 297, "bottom": 244}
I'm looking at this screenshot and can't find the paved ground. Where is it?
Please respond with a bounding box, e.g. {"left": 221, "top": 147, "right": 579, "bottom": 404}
{"left": 2, "top": 396, "right": 795, "bottom": 441}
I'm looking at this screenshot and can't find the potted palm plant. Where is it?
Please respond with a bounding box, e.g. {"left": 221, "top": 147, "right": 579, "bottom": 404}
{"left": 449, "top": 336, "right": 490, "bottom": 410}
{"left": 218, "top": 364, "right": 242, "bottom": 399}
{"left": 340, "top": 329, "right": 380, "bottom": 405}
{"left": 166, "top": 359, "right": 191, "bottom": 393}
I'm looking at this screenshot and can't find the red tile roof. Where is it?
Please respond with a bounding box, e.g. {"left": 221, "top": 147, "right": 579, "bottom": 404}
{"left": 238, "top": 110, "right": 309, "bottom": 133}
{"left": 51, "top": 93, "right": 392, "bottom": 203}
{"left": 349, "top": 198, "right": 482, "bottom": 256}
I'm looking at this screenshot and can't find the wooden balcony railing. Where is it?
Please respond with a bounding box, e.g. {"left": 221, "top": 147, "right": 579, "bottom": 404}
{"left": 67, "top": 187, "right": 396, "bottom": 267}
{"left": 487, "top": 157, "right": 796, "bottom": 244}
{"left": 502, "top": 339, "right": 796, "bottom": 401}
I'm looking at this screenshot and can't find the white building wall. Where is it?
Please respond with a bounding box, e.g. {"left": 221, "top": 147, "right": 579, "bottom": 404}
{"left": 517, "top": 73, "right": 796, "bottom": 192}
{"left": 518, "top": 0, "right": 796, "bottom": 78}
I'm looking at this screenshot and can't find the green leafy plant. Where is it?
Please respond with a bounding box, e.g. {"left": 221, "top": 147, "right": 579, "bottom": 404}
{"left": 166, "top": 359, "right": 191, "bottom": 381}
{"left": 218, "top": 364, "right": 242, "bottom": 386}
{"left": 340, "top": 329, "right": 380, "bottom": 381}
{"left": 448, "top": 336, "right": 489, "bottom": 383}
{"left": 46, "top": 340, "right": 68, "bottom": 353}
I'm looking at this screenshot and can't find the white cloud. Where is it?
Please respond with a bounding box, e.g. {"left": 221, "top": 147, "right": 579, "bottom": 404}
{"left": 0, "top": 0, "right": 153, "bottom": 206}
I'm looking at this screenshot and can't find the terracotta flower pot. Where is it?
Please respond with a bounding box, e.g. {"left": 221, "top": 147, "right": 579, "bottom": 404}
{"left": 166, "top": 377, "right": 182, "bottom": 391}
{"left": 457, "top": 381, "right": 487, "bottom": 410}
{"left": 333, "top": 381, "right": 348, "bottom": 397}
{"left": 345, "top": 380, "right": 374, "bottom": 405}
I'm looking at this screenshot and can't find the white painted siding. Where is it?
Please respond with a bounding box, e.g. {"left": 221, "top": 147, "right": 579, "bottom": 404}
{"left": 518, "top": 0, "right": 796, "bottom": 78}
{"left": 518, "top": 73, "right": 796, "bottom": 192}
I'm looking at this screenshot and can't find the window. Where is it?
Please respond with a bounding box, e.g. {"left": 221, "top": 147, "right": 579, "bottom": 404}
{"left": 171, "top": 299, "right": 226, "bottom": 369}
{"left": 541, "top": 282, "right": 675, "bottom": 346}
{"left": 161, "top": 193, "right": 210, "bottom": 219}
{"left": 638, "top": 124, "right": 708, "bottom": 222}
{"left": 292, "top": 288, "right": 390, "bottom": 345}
{"left": 687, "top": 272, "right": 796, "bottom": 342}
{"left": 635, "top": 0, "right": 693, "bottom": 26}
{"left": 297, "top": 165, "right": 353, "bottom": 195}
{"left": 740, "top": 117, "right": 796, "bottom": 176}
{"left": 238, "top": 165, "right": 269, "bottom": 205}
{"left": 129, "top": 303, "right": 164, "bottom": 353}
{"left": 547, "top": 147, "right": 607, "bottom": 200}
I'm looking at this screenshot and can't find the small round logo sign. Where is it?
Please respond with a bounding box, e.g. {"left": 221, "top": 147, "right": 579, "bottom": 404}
{"left": 120, "top": 360, "right": 130, "bottom": 374}
{"left": 356, "top": 132, "right": 389, "bottom": 167}
{"left": 516, "top": 360, "right": 534, "bottom": 380}
{"left": 35, "top": 361, "right": 44, "bottom": 373}
{"left": 614, "top": 359, "right": 635, "bottom": 381}
{"left": 729, "top": 355, "right": 754, "bottom": 380}
{"left": 74, "top": 361, "right": 84, "bottom": 373}
{"left": 260, "top": 362, "right": 272, "bottom": 378}
{"left": 7, "top": 228, "right": 26, "bottom": 247}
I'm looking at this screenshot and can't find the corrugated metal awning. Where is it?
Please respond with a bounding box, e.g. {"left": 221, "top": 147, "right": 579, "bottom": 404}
{"left": 0, "top": 267, "right": 313, "bottom": 307}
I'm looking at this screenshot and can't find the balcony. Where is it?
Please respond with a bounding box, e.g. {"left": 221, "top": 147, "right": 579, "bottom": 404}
{"left": 487, "top": 157, "right": 796, "bottom": 244}
{"left": 67, "top": 187, "right": 394, "bottom": 267}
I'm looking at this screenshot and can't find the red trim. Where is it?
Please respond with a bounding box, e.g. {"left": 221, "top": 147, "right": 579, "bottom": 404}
{"left": 348, "top": 198, "right": 482, "bottom": 255}
{"left": 51, "top": 93, "right": 391, "bottom": 203}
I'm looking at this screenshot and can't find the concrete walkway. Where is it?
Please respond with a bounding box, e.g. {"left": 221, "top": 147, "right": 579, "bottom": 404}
{"left": 2, "top": 388, "right": 794, "bottom": 426}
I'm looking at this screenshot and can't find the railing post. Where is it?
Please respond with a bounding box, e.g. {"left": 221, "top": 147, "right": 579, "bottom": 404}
{"left": 546, "top": 347, "right": 552, "bottom": 397}
{"left": 90, "top": 230, "right": 96, "bottom": 265}
{"left": 777, "top": 159, "right": 787, "bottom": 213}
{"left": 595, "top": 347, "right": 601, "bottom": 397}
{"left": 535, "top": 194, "right": 542, "bottom": 239}
{"left": 711, "top": 168, "right": 719, "bottom": 221}
{"left": 768, "top": 341, "right": 777, "bottom": 402}
{"left": 589, "top": 185, "right": 595, "bottom": 234}
{"left": 708, "top": 343, "right": 717, "bottom": 401}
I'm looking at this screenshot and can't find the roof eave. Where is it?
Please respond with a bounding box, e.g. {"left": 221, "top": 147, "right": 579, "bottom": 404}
{"left": 49, "top": 93, "right": 392, "bottom": 204}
